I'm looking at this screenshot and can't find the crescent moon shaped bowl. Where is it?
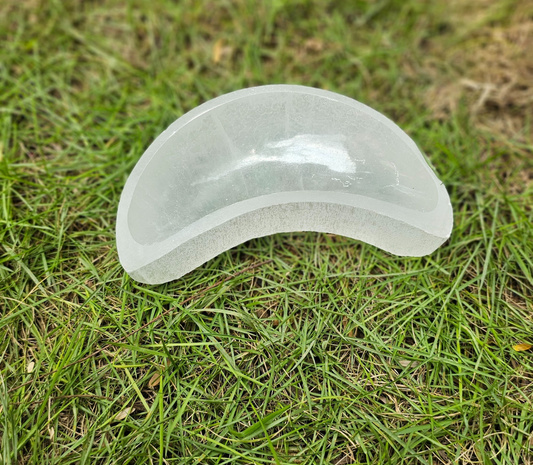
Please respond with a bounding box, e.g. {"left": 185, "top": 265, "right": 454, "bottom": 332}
{"left": 116, "top": 85, "right": 453, "bottom": 284}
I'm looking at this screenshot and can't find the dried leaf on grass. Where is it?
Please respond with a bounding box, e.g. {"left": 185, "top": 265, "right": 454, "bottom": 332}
{"left": 303, "top": 38, "right": 324, "bottom": 53}
{"left": 512, "top": 343, "right": 532, "bottom": 352}
{"left": 212, "top": 39, "right": 232, "bottom": 64}
{"left": 212, "top": 39, "right": 223, "bottom": 63}
{"left": 27, "top": 361, "right": 35, "bottom": 373}
{"left": 114, "top": 407, "right": 135, "bottom": 422}
{"left": 148, "top": 372, "right": 160, "bottom": 389}
{"left": 398, "top": 359, "right": 420, "bottom": 368}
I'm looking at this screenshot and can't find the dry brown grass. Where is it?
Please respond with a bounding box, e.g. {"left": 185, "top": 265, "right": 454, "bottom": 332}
{"left": 424, "top": 0, "right": 533, "bottom": 141}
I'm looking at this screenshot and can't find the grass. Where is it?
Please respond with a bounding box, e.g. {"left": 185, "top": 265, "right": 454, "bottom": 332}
{"left": 1, "top": 0, "right": 532, "bottom": 463}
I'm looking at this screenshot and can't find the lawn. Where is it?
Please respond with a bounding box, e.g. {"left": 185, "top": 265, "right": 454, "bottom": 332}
{"left": 1, "top": 0, "right": 532, "bottom": 464}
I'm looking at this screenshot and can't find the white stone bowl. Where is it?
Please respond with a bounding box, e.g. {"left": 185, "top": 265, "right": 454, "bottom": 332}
{"left": 116, "top": 85, "right": 453, "bottom": 284}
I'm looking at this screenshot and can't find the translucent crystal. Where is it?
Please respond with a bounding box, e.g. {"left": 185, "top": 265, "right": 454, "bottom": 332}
{"left": 116, "top": 85, "right": 453, "bottom": 284}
